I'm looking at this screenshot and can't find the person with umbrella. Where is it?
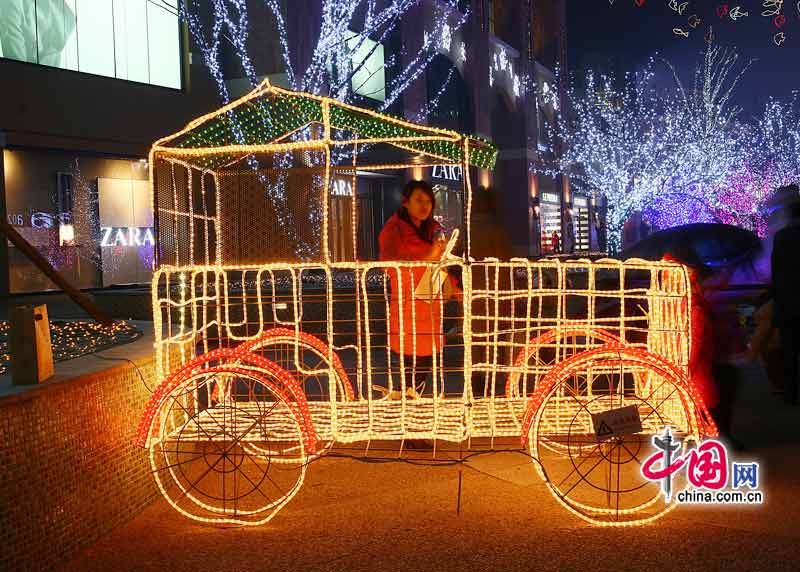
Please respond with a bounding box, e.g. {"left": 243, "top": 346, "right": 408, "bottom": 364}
{"left": 663, "top": 248, "right": 744, "bottom": 448}
{"left": 771, "top": 195, "right": 800, "bottom": 405}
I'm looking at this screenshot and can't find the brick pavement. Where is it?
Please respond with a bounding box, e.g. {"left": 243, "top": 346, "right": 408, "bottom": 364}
{"left": 60, "top": 358, "right": 800, "bottom": 572}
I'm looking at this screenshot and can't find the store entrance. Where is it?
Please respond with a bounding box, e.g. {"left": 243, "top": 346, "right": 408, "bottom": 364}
{"left": 432, "top": 183, "right": 464, "bottom": 236}
{"left": 574, "top": 196, "right": 590, "bottom": 254}
{"left": 540, "top": 191, "right": 562, "bottom": 255}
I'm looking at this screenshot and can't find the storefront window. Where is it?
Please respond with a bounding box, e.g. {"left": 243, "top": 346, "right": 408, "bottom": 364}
{"left": 540, "top": 191, "right": 561, "bottom": 255}
{"left": 432, "top": 184, "right": 463, "bottom": 236}
{"left": 574, "top": 196, "right": 590, "bottom": 253}
{"left": 329, "top": 176, "right": 356, "bottom": 262}
{"left": 97, "top": 176, "right": 154, "bottom": 286}
{"left": 430, "top": 164, "right": 465, "bottom": 237}
{"left": 3, "top": 149, "right": 153, "bottom": 292}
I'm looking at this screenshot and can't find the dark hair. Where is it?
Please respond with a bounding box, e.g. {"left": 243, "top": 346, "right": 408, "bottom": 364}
{"left": 398, "top": 180, "right": 437, "bottom": 242}
{"left": 667, "top": 245, "right": 712, "bottom": 281}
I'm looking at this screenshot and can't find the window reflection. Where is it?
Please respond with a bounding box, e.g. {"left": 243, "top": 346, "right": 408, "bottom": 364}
{"left": 0, "top": 0, "right": 180, "bottom": 89}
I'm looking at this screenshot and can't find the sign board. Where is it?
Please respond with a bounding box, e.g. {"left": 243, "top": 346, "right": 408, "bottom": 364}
{"left": 591, "top": 404, "right": 643, "bottom": 441}
{"left": 330, "top": 179, "right": 352, "bottom": 197}
{"left": 100, "top": 226, "right": 155, "bottom": 247}
{"left": 541, "top": 191, "right": 560, "bottom": 204}
{"left": 98, "top": 177, "right": 153, "bottom": 286}
{"left": 431, "top": 165, "right": 463, "bottom": 182}
{"left": 6, "top": 213, "right": 25, "bottom": 226}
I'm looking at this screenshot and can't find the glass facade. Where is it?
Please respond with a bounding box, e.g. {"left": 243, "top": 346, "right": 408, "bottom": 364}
{"left": 346, "top": 31, "right": 386, "bottom": 102}
{"left": 0, "top": 0, "right": 182, "bottom": 89}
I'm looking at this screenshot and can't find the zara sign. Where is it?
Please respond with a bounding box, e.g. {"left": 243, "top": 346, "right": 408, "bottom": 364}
{"left": 330, "top": 179, "right": 353, "bottom": 197}
{"left": 100, "top": 226, "right": 155, "bottom": 247}
{"left": 431, "top": 165, "right": 463, "bottom": 182}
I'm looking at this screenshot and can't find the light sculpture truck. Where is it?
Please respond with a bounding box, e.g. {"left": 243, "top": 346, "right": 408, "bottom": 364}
{"left": 134, "top": 80, "right": 716, "bottom": 527}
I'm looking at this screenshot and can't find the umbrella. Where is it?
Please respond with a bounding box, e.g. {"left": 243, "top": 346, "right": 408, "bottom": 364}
{"left": 621, "top": 223, "right": 761, "bottom": 269}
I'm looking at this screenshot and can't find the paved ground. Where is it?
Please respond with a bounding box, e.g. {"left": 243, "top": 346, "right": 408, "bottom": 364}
{"left": 10, "top": 288, "right": 797, "bottom": 570}
{"left": 64, "top": 360, "right": 800, "bottom": 572}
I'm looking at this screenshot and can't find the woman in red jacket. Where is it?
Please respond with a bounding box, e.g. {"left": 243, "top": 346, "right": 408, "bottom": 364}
{"left": 379, "top": 180, "right": 458, "bottom": 398}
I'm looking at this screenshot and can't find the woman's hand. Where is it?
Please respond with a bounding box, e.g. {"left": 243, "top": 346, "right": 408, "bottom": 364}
{"left": 428, "top": 234, "right": 447, "bottom": 260}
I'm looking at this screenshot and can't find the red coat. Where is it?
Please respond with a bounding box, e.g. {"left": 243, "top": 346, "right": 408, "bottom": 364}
{"left": 661, "top": 255, "right": 718, "bottom": 409}
{"left": 689, "top": 287, "right": 719, "bottom": 409}
{"left": 379, "top": 214, "right": 449, "bottom": 357}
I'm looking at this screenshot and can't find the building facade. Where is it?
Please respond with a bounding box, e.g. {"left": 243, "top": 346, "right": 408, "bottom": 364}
{"left": 1, "top": 0, "right": 596, "bottom": 295}
{"left": 0, "top": 0, "right": 219, "bottom": 295}
{"left": 402, "top": 0, "right": 591, "bottom": 259}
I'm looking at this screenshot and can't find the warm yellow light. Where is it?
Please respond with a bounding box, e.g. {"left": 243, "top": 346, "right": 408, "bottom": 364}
{"left": 3, "top": 149, "right": 18, "bottom": 181}
{"left": 479, "top": 169, "right": 490, "bottom": 189}
{"left": 136, "top": 80, "right": 710, "bottom": 529}
{"left": 59, "top": 224, "right": 75, "bottom": 246}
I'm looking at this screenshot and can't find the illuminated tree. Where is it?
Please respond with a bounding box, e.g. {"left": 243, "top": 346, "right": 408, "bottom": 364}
{"left": 546, "top": 44, "right": 759, "bottom": 251}
{"left": 646, "top": 92, "right": 799, "bottom": 238}
{"left": 756, "top": 93, "right": 800, "bottom": 191}
{"left": 181, "top": 0, "right": 468, "bottom": 112}
{"left": 644, "top": 45, "right": 753, "bottom": 226}
{"left": 174, "top": 0, "right": 469, "bottom": 258}
{"left": 713, "top": 164, "right": 771, "bottom": 237}
{"left": 539, "top": 60, "right": 681, "bottom": 254}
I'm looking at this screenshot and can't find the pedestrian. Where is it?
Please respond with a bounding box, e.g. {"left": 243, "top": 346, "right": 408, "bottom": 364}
{"left": 551, "top": 230, "right": 561, "bottom": 254}
{"left": 664, "top": 250, "right": 744, "bottom": 447}
{"left": 771, "top": 197, "right": 800, "bottom": 405}
{"left": 706, "top": 287, "right": 746, "bottom": 449}
{"left": 378, "top": 180, "right": 460, "bottom": 403}
{"left": 747, "top": 296, "right": 784, "bottom": 394}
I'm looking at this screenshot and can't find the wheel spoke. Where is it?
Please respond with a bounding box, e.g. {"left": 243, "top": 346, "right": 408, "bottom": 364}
{"left": 533, "top": 357, "right": 689, "bottom": 524}
{"left": 152, "top": 369, "right": 309, "bottom": 524}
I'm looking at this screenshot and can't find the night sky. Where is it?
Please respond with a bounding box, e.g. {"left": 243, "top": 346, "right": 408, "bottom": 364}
{"left": 567, "top": 1, "right": 800, "bottom": 119}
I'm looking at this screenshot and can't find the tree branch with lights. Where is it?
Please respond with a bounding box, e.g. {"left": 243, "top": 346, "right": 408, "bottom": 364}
{"left": 542, "top": 43, "right": 787, "bottom": 251}
{"left": 537, "top": 60, "right": 681, "bottom": 254}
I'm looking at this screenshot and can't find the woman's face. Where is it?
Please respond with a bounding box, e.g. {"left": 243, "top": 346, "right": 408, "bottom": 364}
{"left": 404, "top": 188, "right": 433, "bottom": 223}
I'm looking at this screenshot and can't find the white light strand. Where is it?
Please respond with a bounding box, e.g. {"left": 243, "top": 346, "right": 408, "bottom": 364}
{"left": 538, "top": 44, "right": 764, "bottom": 252}
{"left": 489, "top": 42, "right": 528, "bottom": 100}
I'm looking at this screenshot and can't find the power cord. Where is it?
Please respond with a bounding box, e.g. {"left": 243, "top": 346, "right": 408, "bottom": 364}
{"left": 91, "top": 351, "right": 153, "bottom": 393}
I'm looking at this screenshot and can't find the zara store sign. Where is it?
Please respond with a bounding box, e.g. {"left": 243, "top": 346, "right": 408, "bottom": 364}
{"left": 431, "top": 165, "right": 463, "bottom": 182}
{"left": 100, "top": 226, "right": 155, "bottom": 247}
{"left": 330, "top": 178, "right": 352, "bottom": 197}
{"left": 97, "top": 177, "right": 153, "bottom": 286}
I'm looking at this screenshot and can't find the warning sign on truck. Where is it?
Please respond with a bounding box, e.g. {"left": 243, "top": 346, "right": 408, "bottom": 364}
{"left": 591, "top": 405, "right": 643, "bottom": 440}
